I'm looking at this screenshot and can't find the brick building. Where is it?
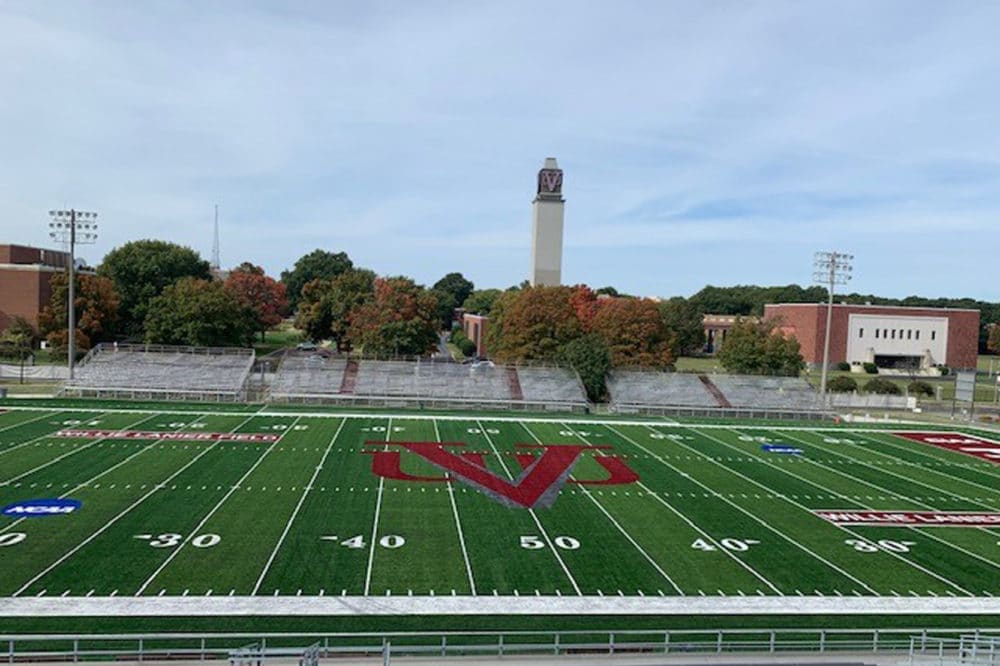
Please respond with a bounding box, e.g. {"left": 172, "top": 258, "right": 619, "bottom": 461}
{"left": 0, "top": 244, "right": 72, "bottom": 333}
{"left": 462, "top": 313, "right": 489, "bottom": 358}
{"left": 764, "top": 303, "right": 980, "bottom": 370}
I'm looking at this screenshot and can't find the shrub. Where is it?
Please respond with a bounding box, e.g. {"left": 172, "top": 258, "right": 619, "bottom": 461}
{"left": 835, "top": 361, "right": 851, "bottom": 371}
{"left": 827, "top": 376, "right": 858, "bottom": 393}
{"left": 862, "top": 362, "right": 878, "bottom": 374}
{"left": 863, "top": 378, "right": 902, "bottom": 395}
{"left": 907, "top": 380, "right": 934, "bottom": 397}
{"left": 450, "top": 329, "right": 477, "bottom": 358}
{"left": 938, "top": 365, "right": 950, "bottom": 376}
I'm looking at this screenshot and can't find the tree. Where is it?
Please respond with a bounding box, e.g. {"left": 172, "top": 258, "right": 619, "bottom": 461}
{"left": 98, "top": 240, "right": 210, "bottom": 338}
{"left": 39, "top": 272, "right": 120, "bottom": 346}
{"left": 557, "top": 333, "right": 611, "bottom": 402}
{"left": 280, "top": 249, "right": 353, "bottom": 311}
{"left": 486, "top": 286, "right": 584, "bottom": 362}
{"left": 659, "top": 297, "right": 705, "bottom": 356}
{"left": 827, "top": 376, "right": 858, "bottom": 393}
{"left": 347, "top": 277, "right": 439, "bottom": 355}
{"left": 462, "top": 289, "right": 502, "bottom": 315}
{"left": 590, "top": 298, "right": 675, "bottom": 368}
{"left": 428, "top": 288, "right": 458, "bottom": 331}
{"left": 294, "top": 268, "right": 375, "bottom": 350}
{"left": 0, "top": 318, "right": 36, "bottom": 373}
{"left": 989, "top": 324, "right": 1000, "bottom": 354}
{"left": 432, "top": 273, "right": 475, "bottom": 309}
{"left": 717, "top": 317, "right": 805, "bottom": 376}
{"left": 144, "top": 278, "right": 255, "bottom": 347}
{"left": 224, "top": 263, "right": 289, "bottom": 342}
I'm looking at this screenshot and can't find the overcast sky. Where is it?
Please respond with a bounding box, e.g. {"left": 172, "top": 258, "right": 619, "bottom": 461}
{"left": 1, "top": 1, "right": 998, "bottom": 300}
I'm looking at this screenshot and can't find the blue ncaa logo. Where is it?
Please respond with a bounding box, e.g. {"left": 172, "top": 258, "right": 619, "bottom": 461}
{"left": 2, "top": 498, "right": 82, "bottom": 517}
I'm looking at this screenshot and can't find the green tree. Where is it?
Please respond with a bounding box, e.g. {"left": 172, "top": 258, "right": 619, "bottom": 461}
{"left": 461, "top": 288, "right": 502, "bottom": 315}
{"left": 144, "top": 278, "right": 255, "bottom": 347}
{"left": 717, "top": 317, "right": 805, "bottom": 376}
{"left": 294, "top": 269, "right": 375, "bottom": 350}
{"left": 347, "top": 277, "right": 439, "bottom": 355}
{"left": 989, "top": 324, "right": 1000, "bottom": 354}
{"left": 429, "top": 289, "right": 458, "bottom": 331}
{"left": 0, "top": 317, "right": 36, "bottom": 366}
{"left": 281, "top": 249, "right": 353, "bottom": 311}
{"left": 659, "top": 297, "right": 705, "bottom": 356}
{"left": 98, "top": 240, "right": 210, "bottom": 338}
{"left": 557, "top": 333, "right": 611, "bottom": 402}
{"left": 432, "top": 272, "right": 474, "bottom": 309}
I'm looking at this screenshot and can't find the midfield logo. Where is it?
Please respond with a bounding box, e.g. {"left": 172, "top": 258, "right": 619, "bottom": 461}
{"left": 366, "top": 441, "right": 638, "bottom": 509}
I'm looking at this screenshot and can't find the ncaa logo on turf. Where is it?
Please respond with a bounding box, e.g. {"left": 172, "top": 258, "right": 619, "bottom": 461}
{"left": 365, "top": 442, "right": 639, "bottom": 510}
{"left": 2, "top": 498, "right": 82, "bottom": 517}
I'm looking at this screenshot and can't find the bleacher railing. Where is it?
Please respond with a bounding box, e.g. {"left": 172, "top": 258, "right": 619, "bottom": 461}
{"left": 2, "top": 627, "right": 995, "bottom": 663}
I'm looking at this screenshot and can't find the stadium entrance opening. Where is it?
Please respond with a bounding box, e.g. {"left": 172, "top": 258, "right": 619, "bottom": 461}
{"left": 873, "top": 354, "right": 924, "bottom": 370}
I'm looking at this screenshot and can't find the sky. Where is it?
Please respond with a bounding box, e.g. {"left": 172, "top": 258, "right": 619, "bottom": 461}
{"left": 1, "top": 1, "right": 998, "bottom": 301}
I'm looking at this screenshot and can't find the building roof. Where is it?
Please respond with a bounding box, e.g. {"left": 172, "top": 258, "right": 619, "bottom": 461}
{"left": 766, "top": 302, "right": 980, "bottom": 314}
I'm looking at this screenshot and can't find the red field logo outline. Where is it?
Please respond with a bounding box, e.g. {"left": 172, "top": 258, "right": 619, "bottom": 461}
{"left": 366, "top": 441, "right": 639, "bottom": 509}
{"left": 893, "top": 432, "right": 1000, "bottom": 465}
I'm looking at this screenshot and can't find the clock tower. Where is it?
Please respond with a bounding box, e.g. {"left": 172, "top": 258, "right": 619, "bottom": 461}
{"left": 530, "top": 157, "right": 565, "bottom": 287}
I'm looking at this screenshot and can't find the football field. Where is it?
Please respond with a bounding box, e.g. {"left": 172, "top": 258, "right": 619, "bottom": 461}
{"left": 1, "top": 405, "right": 999, "bottom": 611}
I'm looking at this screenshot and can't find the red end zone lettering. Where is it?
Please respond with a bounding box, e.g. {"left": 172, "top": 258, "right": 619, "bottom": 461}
{"left": 53, "top": 429, "right": 279, "bottom": 442}
{"left": 893, "top": 431, "right": 1000, "bottom": 465}
{"left": 815, "top": 510, "right": 1000, "bottom": 527}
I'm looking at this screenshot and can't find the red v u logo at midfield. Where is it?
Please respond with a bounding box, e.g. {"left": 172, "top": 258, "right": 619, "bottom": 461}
{"left": 367, "top": 441, "right": 638, "bottom": 509}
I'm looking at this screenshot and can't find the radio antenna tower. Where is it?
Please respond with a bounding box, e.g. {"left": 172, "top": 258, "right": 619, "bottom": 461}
{"left": 211, "top": 204, "right": 221, "bottom": 271}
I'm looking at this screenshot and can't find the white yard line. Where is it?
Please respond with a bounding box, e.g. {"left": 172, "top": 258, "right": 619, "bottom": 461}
{"left": 135, "top": 416, "right": 303, "bottom": 596}
{"left": 844, "top": 431, "right": 1000, "bottom": 488}
{"left": 476, "top": 419, "right": 582, "bottom": 596}
{"left": 0, "top": 411, "right": 108, "bottom": 458}
{"left": 363, "top": 417, "right": 391, "bottom": 596}
{"left": 9, "top": 414, "right": 248, "bottom": 596}
{"left": 761, "top": 429, "right": 1000, "bottom": 571}
{"left": 2, "top": 595, "right": 997, "bottom": 616}
{"left": 604, "top": 424, "right": 783, "bottom": 595}
{"left": 0, "top": 415, "right": 217, "bottom": 537}
{"left": 0, "top": 412, "right": 158, "bottom": 485}
{"left": 0, "top": 410, "right": 63, "bottom": 437}
{"left": 686, "top": 427, "right": 974, "bottom": 596}
{"left": 625, "top": 424, "right": 880, "bottom": 595}
{"left": 251, "top": 418, "right": 347, "bottom": 595}
{"left": 526, "top": 421, "right": 683, "bottom": 595}
{"left": 433, "top": 418, "right": 477, "bottom": 596}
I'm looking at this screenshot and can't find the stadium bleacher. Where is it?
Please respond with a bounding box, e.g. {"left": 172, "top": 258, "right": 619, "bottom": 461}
{"left": 607, "top": 369, "right": 825, "bottom": 416}
{"left": 63, "top": 343, "right": 255, "bottom": 401}
{"left": 269, "top": 357, "right": 589, "bottom": 411}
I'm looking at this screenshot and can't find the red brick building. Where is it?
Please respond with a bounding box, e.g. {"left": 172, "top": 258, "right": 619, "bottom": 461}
{"left": 462, "top": 313, "right": 489, "bottom": 358}
{"left": 0, "top": 244, "right": 71, "bottom": 333}
{"left": 764, "top": 303, "right": 980, "bottom": 370}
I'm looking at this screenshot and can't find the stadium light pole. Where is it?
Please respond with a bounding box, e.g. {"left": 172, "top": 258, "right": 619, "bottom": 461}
{"left": 813, "top": 251, "right": 853, "bottom": 400}
{"left": 48, "top": 209, "right": 98, "bottom": 380}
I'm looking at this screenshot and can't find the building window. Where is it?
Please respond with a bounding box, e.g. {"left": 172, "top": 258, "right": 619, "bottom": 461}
{"left": 907, "top": 330, "right": 912, "bottom": 340}
{"left": 931, "top": 330, "right": 936, "bottom": 340}
{"left": 891, "top": 330, "right": 895, "bottom": 339}
{"left": 859, "top": 328, "right": 864, "bottom": 338}
{"left": 915, "top": 330, "right": 920, "bottom": 340}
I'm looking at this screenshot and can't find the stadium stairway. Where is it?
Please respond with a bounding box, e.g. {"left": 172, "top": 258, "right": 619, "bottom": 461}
{"left": 506, "top": 367, "right": 524, "bottom": 401}
{"left": 698, "top": 374, "right": 732, "bottom": 407}
{"left": 339, "top": 359, "right": 359, "bottom": 394}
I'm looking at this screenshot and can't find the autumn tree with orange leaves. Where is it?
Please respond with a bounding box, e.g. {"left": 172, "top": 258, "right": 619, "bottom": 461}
{"left": 347, "top": 277, "right": 440, "bottom": 355}
{"left": 590, "top": 297, "right": 675, "bottom": 368}
{"left": 224, "top": 263, "right": 289, "bottom": 342}
{"left": 486, "top": 285, "right": 584, "bottom": 362}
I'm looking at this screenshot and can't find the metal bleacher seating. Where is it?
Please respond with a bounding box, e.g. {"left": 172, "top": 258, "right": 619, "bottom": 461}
{"left": 353, "top": 360, "right": 510, "bottom": 401}
{"left": 606, "top": 370, "right": 717, "bottom": 408}
{"left": 63, "top": 343, "right": 254, "bottom": 401}
{"left": 269, "top": 355, "right": 347, "bottom": 398}
{"left": 517, "top": 366, "right": 588, "bottom": 406}
{"left": 709, "top": 375, "right": 822, "bottom": 410}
